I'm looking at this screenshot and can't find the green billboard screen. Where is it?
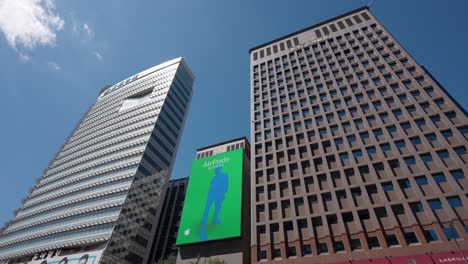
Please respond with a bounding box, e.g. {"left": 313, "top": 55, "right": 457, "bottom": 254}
{"left": 176, "top": 148, "right": 243, "bottom": 245}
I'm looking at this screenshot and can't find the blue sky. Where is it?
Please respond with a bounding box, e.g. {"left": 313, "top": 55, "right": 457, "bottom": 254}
{"left": 0, "top": 0, "right": 467, "bottom": 225}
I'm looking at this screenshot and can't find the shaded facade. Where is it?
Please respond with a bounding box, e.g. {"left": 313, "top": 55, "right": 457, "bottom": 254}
{"left": 149, "top": 177, "right": 188, "bottom": 263}
{"left": 177, "top": 137, "right": 251, "bottom": 264}
{"left": 0, "top": 58, "right": 194, "bottom": 264}
{"left": 250, "top": 6, "right": 468, "bottom": 264}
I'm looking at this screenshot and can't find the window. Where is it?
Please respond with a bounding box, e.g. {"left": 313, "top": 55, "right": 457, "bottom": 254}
{"left": 437, "top": 150, "right": 449, "bottom": 160}
{"left": 272, "top": 248, "right": 281, "bottom": 259}
{"left": 443, "top": 227, "right": 460, "bottom": 240}
{"left": 367, "top": 146, "right": 377, "bottom": 155}
{"left": 401, "top": 122, "right": 411, "bottom": 130}
{"left": 410, "top": 202, "right": 424, "bottom": 212}
{"left": 404, "top": 157, "right": 416, "bottom": 166}
{"left": 447, "top": 196, "right": 463, "bottom": 208}
{"left": 395, "top": 140, "right": 406, "bottom": 150}
{"left": 434, "top": 98, "right": 445, "bottom": 107}
{"left": 382, "top": 182, "right": 394, "bottom": 192}
{"left": 385, "top": 234, "right": 399, "bottom": 247}
{"left": 415, "top": 176, "right": 428, "bottom": 186}
{"left": 367, "top": 236, "right": 380, "bottom": 249}
{"left": 319, "top": 128, "right": 327, "bottom": 135}
{"left": 424, "top": 229, "right": 439, "bottom": 242}
{"left": 451, "top": 170, "right": 465, "bottom": 180}
{"left": 287, "top": 246, "right": 296, "bottom": 257}
{"left": 333, "top": 241, "right": 345, "bottom": 252}
{"left": 428, "top": 199, "right": 442, "bottom": 210}
{"left": 431, "top": 115, "right": 441, "bottom": 124}
{"left": 410, "top": 137, "right": 421, "bottom": 146}
{"left": 399, "top": 179, "right": 410, "bottom": 189}
{"left": 353, "top": 150, "right": 363, "bottom": 158}
{"left": 433, "top": 173, "right": 447, "bottom": 183}
{"left": 420, "top": 153, "right": 433, "bottom": 163}
{"left": 339, "top": 153, "right": 349, "bottom": 160}
{"left": 301, "top": 244, "right": 312, "bottom": 256}
{"left": 318, "top": 242, "right": 328, "bottom": 254}
{"left": 441, "top": 129, "right": 453, "bottom": 138}
{"left": 426, "top": 133, "right": 437, "bottom": 142}
{"left": 350, "top": 238, "right": 362, "bottom": 251}
{"left": 373, "top": 129, "right": 383, "bottom": 137}
{"left": 335, "top": 138, "right": 344, "bottom": 146}
{"left": 415, "top": 119, "right": 425, "bottom": 128}
{"left": 381, "top": 143, "right": 391, "bottom": 152}
{"left": 404, "top": 232, "right": 419, "bottom": 245}
{"left": 455, "top": 146, "right": 467, "bottom": 156}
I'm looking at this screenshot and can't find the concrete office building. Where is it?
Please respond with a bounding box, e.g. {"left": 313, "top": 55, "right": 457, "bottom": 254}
{"left": 0, "top": 58, "right": 194, "bottom": 264}
{"left": 250, "top": 6, "right": 468, "bottom": 264}
{"left": 149, "top": 177, "right": 188, "bottom": 263}
{"left": 177, "top": 137, "right": 251, "bottom": 264}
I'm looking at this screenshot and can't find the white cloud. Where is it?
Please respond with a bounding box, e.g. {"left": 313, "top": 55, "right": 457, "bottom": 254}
{"left": 0, "top": 0, "right": 64, "bottom": 49}
{"left": 47, "top": 61, "right": 60, "bottom": 70}
{"left": 93, "top": 51, "right": 103, "bottom": 61}
{"left": 18, "top": 53, "right": 31, "bottom": 61}
{"left": 83, "top": 23, "right": 94, "bottom": 39}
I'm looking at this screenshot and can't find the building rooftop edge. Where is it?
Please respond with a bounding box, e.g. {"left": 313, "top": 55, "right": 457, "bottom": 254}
{"left": 249, "top": 6, "right": 369, "bottom": 53}
{"left": 196, "top": 136, "right": 250, "bottom": 152}
{"left": 100, "top": 57, "right": 195, "bottom": 95}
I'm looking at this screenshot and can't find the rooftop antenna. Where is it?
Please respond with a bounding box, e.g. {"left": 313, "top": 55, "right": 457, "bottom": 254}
{"left": 368, "top": 0, "right": 376, "bottom": 7}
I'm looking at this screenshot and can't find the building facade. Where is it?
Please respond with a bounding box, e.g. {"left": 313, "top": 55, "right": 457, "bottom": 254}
{"left": 250, "top": 7, "right": 468, "bottom": 263}
{"left": 177, "top": 137, "right": 251, "bottom": 264}
{"left": 149, "top": 177, "right": 188, "bottom": 263}
{"left": 0, "top": 58, "right": 194, "bottom": 264}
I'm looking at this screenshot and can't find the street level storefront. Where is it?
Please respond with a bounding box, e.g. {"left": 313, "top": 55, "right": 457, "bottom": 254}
{"left": 331, "top": 250, "right": 468, "bottom": 264}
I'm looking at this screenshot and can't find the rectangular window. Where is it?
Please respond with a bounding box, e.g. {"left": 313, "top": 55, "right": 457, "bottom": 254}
{"left": 443, "top": 227, "right": 460, "bottom": 240}
{"left": 382, "top": 182, "right": 394, "bottom": 192}
{"left": 339, "top": 153, "right": 349, "bottom": 160}
{"left": 420, "top": 153, "right": 433, "bottom": 163}
{"left": 404, "top": 157, "right": 416, "bottom": 166}
{"left": 415, "top": 176, "right": 428, "bottom": 186}
{"left": 451, "top": 170, "right": 465, "bottom": 180}
{"left": 367, "top": 146, "right": 377, "bottom": 155}
{"left": 367, "top": 236, "right": 380, "bottom": 248}
{"left": 424, "top": 229, "right": 439, "bottom": 242}
{"left": 447, "top": 196, "right": 463, "bottom": 208}
{"left": 437, "top": 150, "right": 449, "bottom": 159}
{"left": 428, "top": 199, "right": 442, "bottom": 210}
{"left": 410, "top": 202, "right": 424, "bottom": 212}
{"left": 410, "top": 137, "right": 421, "bottom": 146}
{"left": 404, "top": 232, "right": 419, "bottom": 244}
{"left": 433, "top": 173, "right": 447, "bottom": 183}
{"left": 353, "top": 150, "right": 363, "bottom": 158}
{"left": 385, "top": 234, "right": 399, "bottom": 246}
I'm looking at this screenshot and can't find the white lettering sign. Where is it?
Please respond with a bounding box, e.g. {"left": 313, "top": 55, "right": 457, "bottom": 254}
{"left": 289, "top": 35, "right": 331, "bottom": 52}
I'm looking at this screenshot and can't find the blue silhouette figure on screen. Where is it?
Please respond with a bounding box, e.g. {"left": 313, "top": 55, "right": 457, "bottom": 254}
{"left": 200, "top": 166, "right": 229, "bottom": 241}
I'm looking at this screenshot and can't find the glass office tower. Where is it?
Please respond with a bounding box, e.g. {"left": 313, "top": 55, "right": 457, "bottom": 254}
{"left": 250, "top": 7, "right": 467, "bottom": 264}
{"left": 0, "top": 58, "right": 194, "bottom": 264}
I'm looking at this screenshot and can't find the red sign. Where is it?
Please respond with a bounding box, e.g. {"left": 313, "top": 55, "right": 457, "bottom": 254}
{"left": 331, "top": 251, "right": 468, "bottom": 264}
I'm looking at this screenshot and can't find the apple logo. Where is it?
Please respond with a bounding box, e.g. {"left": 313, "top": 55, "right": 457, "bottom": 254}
{"left": 184, "top": 228, "right": 190, "bottom": 236}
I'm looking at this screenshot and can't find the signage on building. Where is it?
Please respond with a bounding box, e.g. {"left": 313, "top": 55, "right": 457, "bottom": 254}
{"left": 176, "top": 149, "right": 243, "bottom": 245}
{"left": 27, "top": 250, "right": 103, "bottom": 264}
{"left": 331, "top": 250, "right": 468, "bottom": 264}
{"left": 99, "top": 74, "right": 139, "bottom": 99}
{"left": 289, "top": 35, "right": 331, "bottom": 52}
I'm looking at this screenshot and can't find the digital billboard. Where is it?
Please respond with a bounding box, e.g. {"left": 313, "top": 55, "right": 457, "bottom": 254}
{"left": 176, "top": 148, "right": 243, "bottom": 245}
{"left": 27, "top": 250, "right": 103, "bottom": 264}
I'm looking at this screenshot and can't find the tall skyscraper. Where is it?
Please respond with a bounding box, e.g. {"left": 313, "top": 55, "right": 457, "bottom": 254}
{"left": 149, "top": 177, "right": 188, "bottom": 263}
{"left": 0, "top": 58, "right": 194, "bottom": 264}
{"left": 250, "top": 6, "right": 467, "bottom": 264}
